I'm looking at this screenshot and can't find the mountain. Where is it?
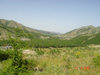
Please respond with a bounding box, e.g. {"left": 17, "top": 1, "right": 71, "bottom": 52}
{"left": 0, "top": 19, "right": 100, "bottom": 45}
{"left": 58, "top": 25, "right": 100, "bottom": 39}
{"left": 0, "top": 19, "right": 55, "bottom": 40}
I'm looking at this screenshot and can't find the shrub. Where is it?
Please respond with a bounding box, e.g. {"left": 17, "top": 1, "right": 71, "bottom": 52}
{"left": 0, "top": 50, "right": 10, "bottom": 61}
{"left": 22, "top": 59, "right": 38, "bottom": 70}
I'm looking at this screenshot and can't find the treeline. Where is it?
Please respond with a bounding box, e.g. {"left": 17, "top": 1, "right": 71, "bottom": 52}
{"left": 0, "top": 38, "right": 86, "bottom": 48}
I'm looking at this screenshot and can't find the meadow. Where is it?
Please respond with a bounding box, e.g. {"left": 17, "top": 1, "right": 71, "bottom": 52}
{"left": 0, "top": 47, "right": 100, "bottom": 75}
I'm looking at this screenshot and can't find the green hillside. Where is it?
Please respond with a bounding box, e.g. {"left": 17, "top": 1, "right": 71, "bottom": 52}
{"left": 84, "top": 32, "right": 100, "bottom": 44}
{"left": 58, "top": 25, "right": 100, "bottom": 39}
{"left": 0, "top": 19, "right": 51, "bottom": 40}
{"left": 70, "top": 32, "right": 100, "bottom": 45}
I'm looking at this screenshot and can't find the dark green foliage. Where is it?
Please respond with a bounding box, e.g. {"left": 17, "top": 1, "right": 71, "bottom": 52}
{"left": 1, "top": 50, "right": 38, "bottom": 75}
{"left": 12, "top": 50, "right": 23, "bottom": 68}
{"left": 3, "top": 38, "right": 24, "bottom": 75}
{"left": 84, "top": 33, "right": 100, "bottom": 44}
{"left": 0, "top": 50, "right": 23, "bottom": 75}
{"left": 0, "top": 50, "right": 10, "bottom": 61}
{"left": 0, "top": 50, "right": 15, "bottom": 62}
{"left": 0, "top": 37, "right": 38, "bottom": 75}
{"left": 0, "top": 38, "right": 86, "bottom": 49}
{"left": 22, "top": 59, "right": 38, "bottom": 70}
{"left": 70, "top": 35, "right": 89, "bottom": 45}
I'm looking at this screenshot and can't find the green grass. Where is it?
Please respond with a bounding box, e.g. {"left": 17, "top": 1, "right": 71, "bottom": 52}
{"left": 0, "top": 47, "right": 100, "bottom": 75}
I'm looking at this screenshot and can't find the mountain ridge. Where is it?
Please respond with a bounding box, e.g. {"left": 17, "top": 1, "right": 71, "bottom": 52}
{"left": 58, "top": 25, "right": 100, "bottom": 39}
{"left": 0, "top": 19, "right": 57, "bottom": 40}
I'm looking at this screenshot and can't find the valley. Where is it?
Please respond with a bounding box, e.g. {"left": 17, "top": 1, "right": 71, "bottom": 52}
{"left": 0, "top": 19, "right": 100, "bottom": 75}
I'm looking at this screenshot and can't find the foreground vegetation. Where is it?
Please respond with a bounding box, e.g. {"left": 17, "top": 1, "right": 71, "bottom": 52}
{"left": 0, "top": 17, "right": 100, "bottom": 75}
{"left": 0, "top": 37, "right": 100, "bottom": 75}
{"left": 0, "top": 47, "right": 100, "bottom": 75}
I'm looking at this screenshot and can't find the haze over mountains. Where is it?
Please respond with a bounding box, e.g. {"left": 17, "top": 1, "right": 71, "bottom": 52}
{"left": 0, "top": 19, "right": 100, "bottom": 45}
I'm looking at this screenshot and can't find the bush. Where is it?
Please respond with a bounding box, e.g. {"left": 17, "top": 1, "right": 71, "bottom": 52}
{"left": 0, "top": 50, "right": 10, "bottom": 61}
{"left": 22, "top": 59, "right": 38, "bottom": 70}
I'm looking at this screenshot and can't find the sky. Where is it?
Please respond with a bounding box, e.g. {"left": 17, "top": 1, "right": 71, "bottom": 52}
{"left": 0, "top": 0, "right": 100, "bottom": 33}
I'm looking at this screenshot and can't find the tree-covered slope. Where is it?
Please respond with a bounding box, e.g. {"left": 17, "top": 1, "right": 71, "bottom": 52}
{"left": 84, "top": 32, "right": 100, "bottom": 44}
{"left": 70, "top": 32, "right": 100, "bottom": 45}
